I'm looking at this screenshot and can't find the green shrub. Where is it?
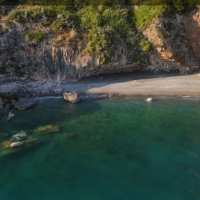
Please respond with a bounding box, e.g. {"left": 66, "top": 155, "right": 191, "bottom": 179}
{"left": 78, "top": 6, "right": 101, "bottom": 29}
{"left": 139, "top": 38, "right": 151, "bottom": 52}
{"left": 86, "top": 27, "right": 116, "bottom": 63}
{"left": 101, "top": 7, "right": 130, "bottom": 35}
{"left": 51, "top": 12, "right": 79, "bottom": 32}
{"left": 43, "top": 7, "right": 57, "bottom": 19}
{"left": 134, "top": 5, "right": 166, "bottom": 31}
{"left": 156, "top": 26, "right": 165, "bottom": 38}
{"left": 26, "top": 31, "right": 46, "bottom": 43}
{"left": 51, "top": 21, "right": 66, "bottom": 32}
{"left": 8, "top": 10, "right": 27, "bottom": 23}
{"left": 0, "top": 25, "right": 8, "bottom": 35}
{"left": 41, "top": 21, "right": 52, "bottom": 27}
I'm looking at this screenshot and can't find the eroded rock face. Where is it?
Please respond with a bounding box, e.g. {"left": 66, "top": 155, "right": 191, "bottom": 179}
{"left": 15, "top": 98, "right": 36, "bottom": 110}
{"left": 0, "top": 8, "right": 200, "bottom": 91}
{"left": 63, "top": 92, "right": 80, "bottom": 103}
{"left": 143, "top": 14, "right": 200, "bottom": 74}
{"left": 183, "top": 11, "right": 200, "bottom": 61}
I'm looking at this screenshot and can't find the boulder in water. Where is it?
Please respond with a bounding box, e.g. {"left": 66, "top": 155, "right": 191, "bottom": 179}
{"left": 2, "top": 140, "right": 12, "bottom": 148}
{"left": 63, "top": 92, "right": 80, "bottom": 103}
{"left": 10, "top": 131, "right": 29, "bottom": 142}
{"left": 35, "top": 125, "right": 60, "bottom": 134}
{"left": 9, "top": 139, "right": 39, "bottom": 148}
{"left": 15, "top": 98, "right": 36, "bottom": 111}
{"left": 10, "top": 142, "right": 24, "bottom": 148}
{"left": 3, "top": 138, "right": 39, "bottom": 148}
{"left": 7, "top": 112, "right": 15, "bottom": 121}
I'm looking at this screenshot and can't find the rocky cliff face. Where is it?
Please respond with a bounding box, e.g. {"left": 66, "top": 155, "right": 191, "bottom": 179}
{"left": 144, "top": 13, "right": 200, "bottom": 74}
{"left": 0, "top": 6, "right": 200, "bottom": 88}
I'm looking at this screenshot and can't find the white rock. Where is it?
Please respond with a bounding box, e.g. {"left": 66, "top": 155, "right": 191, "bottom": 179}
{"left": 10, "top": 131, "right": 28, "bottom": 142}
{"left": 10, "top": 142, "right": 22, "bottom": 148}
{"left": 7, "top": 112, "right": 15, "bottom": 121}
{"left": 146, "top": 98, "right": 152, "bottom": 102}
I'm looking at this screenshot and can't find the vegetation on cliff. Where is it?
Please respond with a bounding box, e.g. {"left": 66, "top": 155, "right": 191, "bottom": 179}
{"left": 0, "top": 0, "right": 199, "bottom": 78}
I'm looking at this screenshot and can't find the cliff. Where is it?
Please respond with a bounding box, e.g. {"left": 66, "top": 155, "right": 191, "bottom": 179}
{"left": 0, "top": 4, "right": 200, "bottom": 96}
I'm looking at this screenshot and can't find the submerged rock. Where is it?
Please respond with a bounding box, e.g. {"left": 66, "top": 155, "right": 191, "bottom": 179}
{"left": 10, "top": 131, "right": 29, "bottom": 142}
{"left": 10, "top": 142, "right": 22, "bottom": 148}
{"left": 9, "top": 139, "right": 39, "bottom": 148}
{"left": 64, "top": 132, "right": 77, "bottom": 139}
{"left": 3, "top": 138, "right": 39, "bottom": 149}
{"left": 2, "top": 140, "right": 12, "bottom": 148}
{"left": 63, "top": 92, "right": 80, "bottom": 103}
{"left": 15, "top": 98, "right": 36, "bottom": 111}
{"left": 35, "top": 125, "right": 60, "bottom": 134}
{"left": 2, "top": 131, "right": 39, "bottom": 156}
{"left": 7, "top": 112, "right": 15, "bottom": 121}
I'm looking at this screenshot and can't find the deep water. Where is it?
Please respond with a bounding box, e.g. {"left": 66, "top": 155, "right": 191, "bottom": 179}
{"left": 0, "top": 97, "right": 200, "bottom": 200}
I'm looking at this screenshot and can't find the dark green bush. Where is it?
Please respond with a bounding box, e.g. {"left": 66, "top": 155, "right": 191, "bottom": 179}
{"left": 26, "top": 31, "right": 46, "bottom": 43}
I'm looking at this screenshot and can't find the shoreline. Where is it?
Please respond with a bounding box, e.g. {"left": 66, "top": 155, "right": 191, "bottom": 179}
{"left": 1, "top": 71, "right": 200, "bottom": 100}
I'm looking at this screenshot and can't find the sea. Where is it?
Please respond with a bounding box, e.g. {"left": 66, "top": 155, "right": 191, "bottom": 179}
{"left": 0, "top": 97, "right": 200, "bottom": 200}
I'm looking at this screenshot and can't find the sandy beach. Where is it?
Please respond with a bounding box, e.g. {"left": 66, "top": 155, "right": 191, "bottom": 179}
{"left": 61, "top": 72, "right": 200, "bottom": 97}
{"left": 1, "top": 71, "right": 200, "bottom": 99}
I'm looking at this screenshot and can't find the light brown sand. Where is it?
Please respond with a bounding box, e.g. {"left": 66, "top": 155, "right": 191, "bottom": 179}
{"left": 62, "top": 72, "right": 200, "bottom": 97}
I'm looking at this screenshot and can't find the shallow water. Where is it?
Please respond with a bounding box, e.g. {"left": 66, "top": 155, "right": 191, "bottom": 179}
{"left": 0, "top": 98, "right": 200, "bottom": 200}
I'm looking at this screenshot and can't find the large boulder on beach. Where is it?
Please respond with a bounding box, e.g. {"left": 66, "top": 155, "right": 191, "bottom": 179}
{"left": 15, "top": 98, "right": 36, "bottom": 110}
{"left": 63, "top": 92, "right": 80, "bottom": 103}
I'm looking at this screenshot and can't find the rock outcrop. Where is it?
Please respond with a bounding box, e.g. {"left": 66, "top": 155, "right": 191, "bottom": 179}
{"left": 3, "top": 138, "right": 39, "bottom": 148}
{"left": 15, "top": 98, "right": 36, "bottom": 110}
{"left": 143, "top": 14, "right": 200, "bottom": 74}
{"left": 0, "top": 97, "right": 3, "bottom": 108}
{"left": 2, "top": 132, "right": 38, "bottom": 151}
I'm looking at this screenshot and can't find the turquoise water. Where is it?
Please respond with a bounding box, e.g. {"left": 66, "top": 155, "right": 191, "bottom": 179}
{"left": 0, "top": 97, "right": 200, "bottom": 200}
